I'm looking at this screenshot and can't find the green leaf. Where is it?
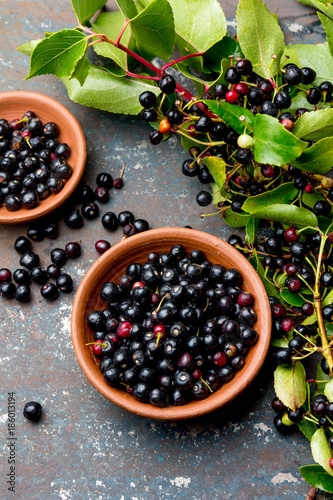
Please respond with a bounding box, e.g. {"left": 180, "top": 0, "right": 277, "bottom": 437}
{"left": 203, "top": 156, "right": 226, "bottom": 190}
{"left": 246, "top": 216, "right": 258, "bottom": 245}
{"left": 250, "top": 249, "right": 283, "bottom": 302}
{"left": 274, "top": 361, "right": 307, "bottom": 412}
{"left": 280, "top": 290, "right": 305, "bottom": 307}
{"left": 211, "top": 182, "right": 226, "bottom": 205}
{"left": 242, "top": 183, "right": 297, "bottom": 213}
{"left": 325, "top": 379, "right": 333, "bottom": 400}
{"left": 325, "top": 322, "right": 333, "bottom": 339}
{"left": 253, "top": 114, "right": 308, "bottom": 166}
{"left": 70, "top": 55, "right": 90, "bottom": 85}
{"left": 168, "top": 0, "right": 227, "bottom": 69}
{"left": 318, "top": 12, "right": 333, "bottom": 58}
{"left": 316, "top": 363, "right": 331, "bottom": 394}
{"left": 299, "top": 465, "right": 333, "bottom": 494}
{"left": 26, "top": 29, "right": 87, "bottom": 80}
{"left": 116, "top": 0, "right": 138, "bottom": 19}
{"left": 204, "top": 34, "right": 242, "bottom": 73}
{"left": 62, "top": 65, "right": 161, "bottom": 115}
{"left": 224, "top": 210, "right": 250, "bottom": 228}
{"left": 311, "top": 428, "right": 333, "bottom": 476}
{"left": 322, "top": 289, "right": 333, "bottom": 307}
{"left": 282, "top": 46, "right": 301, "bottom": 68}
{"left": 302, "top": 312, "right": 317, "bottom": 325}
{"left": 92, "top": 11, "right": 132, "bottom": 70}
{"left": 271, "top": 338, "right": 289, "bottom": 348}
{"left": 292, "top": 42, "right": 333, "bottom": 85}
{"left": 17, "top": 39, "right": 43, "bottom": 56}
{"left": 71, "top": 0, "right": 108, "bottom": 25}
{"left": 299, "top": 0, "right": 333, "bottom": 19}
{"left": 176, "top": 58, "right": 229, "bottom": 91}
{"left": 134, "top": 0, "right": 151, "bottom": 11}
{"left": 250, "top": 204, "right": 318, "bottom": 229}
{"left": 299, "top": 382, "right": 317, "bottom": 441}
{"left": 203, "top": 100, "right": 255, "bottom": 135}
{"left": 293, "top": 108, "right": 333, "bottom": 142}
{"left": 130, "top": 0, "right": 175, "bottom": 61}
{"left": 294, "top": 137, "right": 333, "bottom": 174}
{"left": 318, "top": 216, "right": 333, "bottom": 234}
{"left": 302, "top": 190, "right": 326, "bottom": 209}
{"left": 236, "top": 0, "right": 285, "bottom": 80}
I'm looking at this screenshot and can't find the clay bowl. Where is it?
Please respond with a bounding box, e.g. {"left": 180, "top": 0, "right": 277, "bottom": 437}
{"left": 71, "top": 228, "right": 272, "bottom": 420}
{"left": 0, "top": 91, "right": 86, "bottom": 224}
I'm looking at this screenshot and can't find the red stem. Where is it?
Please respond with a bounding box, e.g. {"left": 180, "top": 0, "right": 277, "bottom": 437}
{"left": 117, "top": 41, "right": 164, "bottom": 77}
{"left": 116, "top": 19, "right": 130, "bottom": 47}
{"left": 127, "top": 71, "right": 160, "bottom": 81}
{"left": 162, "top": 52, "right": 204, "bottom": 72}
{"left": 268, "top": 77, "right": 277, "bottom": 89}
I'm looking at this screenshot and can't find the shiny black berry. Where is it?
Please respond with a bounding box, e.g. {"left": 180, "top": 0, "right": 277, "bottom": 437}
{"left": 159, "top": 75, "right": 176, "bottom": 94}
{"left": 23, "top": 401, "right": 42, "bottom": 422}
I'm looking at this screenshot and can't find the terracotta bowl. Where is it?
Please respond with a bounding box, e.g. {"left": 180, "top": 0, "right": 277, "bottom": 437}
{"left": 0, "top": 91, "right": 86, "bottom": 224}
{"left": 71, "top": 228, "right": 272, "bottom": 420}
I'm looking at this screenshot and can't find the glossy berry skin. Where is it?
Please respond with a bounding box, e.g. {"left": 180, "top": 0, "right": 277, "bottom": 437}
{"left": 259, "top": 101, "right": 278, "bottom": 117}
{"left": 96, "top": 172, "right": 113, "bottom": 189}
{"left": 196, "top": 191, "right": 212, "bottom": 207}
{"left": 247, "top": 88, "right": 264, "bottom": 106}
{"left": 64, "top": 209, "right": 83, "bottom": 229}
{"left": 235, "top": 148, "right": 253, "bottom": 165}
{"left": 273, "top": 348, "right": 292, "bottom": 365}
{"left": 213, "top": 83, "right": 227, "bottom": 98}
{"left": 273, "top": 415, "right": 295, "bottom": 435}
{"left": 41, "top": 283, "right": 59, "bottom": 300}
{"left": 287, "top": 277, "right": 302, "bottom": 293}
{"left": 159, "top": 118, "right": 172, "bottom": 134}
{"left": 13, "top": 268, "right": 31, "bottom": 285}
{"left": 225, "top": 67, "right": 241, "bottom": 84}
{"left": 159, "top": 75, "right": 176, "bottom": 94}
{"left": 284, "top": 227, "right": 299, "bottom": 243}
{"left": 195, "top": 116, "right": 212, "bottom": 134}
{"left": 95, "top": 240, "right": 111, "bottom": 254}
{"left": 139, "top": 91, "right": 157, "bottom": 109}
{"left": 14, "top": 236, "right": 32, "bottom": 254}
{"left": 102, "top": 212, "right": 119, "bottom": 231}
{"left": 0, "top": 268, "right": 12, "bottom": 282}
{"left": 20, "top": 252, "right": 40, "bottom": 270}
{"left": 271, "top": 397, "right": 287, "bottom": 413}
{"left": 306, "top": 87, "right": 322, "bottom": 105}
{"left": 51, "top": 248, "right": 67, "bottom": 267}
{"left": 225, "top": 90, "right": 239, "bottom": 104}
{"left": 15, "top": 284, "right": 31, "bottom": 302}
{"left": 23, "top": 401, "right": 42, "bottom": 422}
{"left": 301, "top": 67, "right": 316, "bottom": 85}
{"left": 274, "top": 91, "right": 291, "bottom": 110}
{"left": 81, "top": 202, "right": 100, "bottom": 220}
{"left": 284, "top": 65, "right": 302, "bottom": 85}
{"left": 313, "top": 200, "right": 331, "bottom": 216}
{"left": 30, "top": 267, "right": 48, "bottom": 285}
{"left": 182, "top": 159, "right": 199, "bottom": 177}
{"left": 94, "top": 186, "right": 109, "bottom": 203}
{"left": 141, "top": 109, "right": 157, "bottom": 122}
{"left": 149, "top": 131, "right": 163, "bottom": 145}
{"left": 56, "top": 273, "right": 73, "bottom": 293}
{"left": 166, "top": 109, "right": 183, "bottom": 125}
{"left": 65, "top": 242, "right": 81, "bottom": 259}
{"left": 236, "top": 59, "right": 253, "bottom": 75}
{"left": 0, "top": 281, "right": 16, "bottom": 299}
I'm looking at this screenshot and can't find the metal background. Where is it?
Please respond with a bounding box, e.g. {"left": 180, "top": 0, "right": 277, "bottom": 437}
{"left": 0, "top": 1, "right": 331, "bottom": 499}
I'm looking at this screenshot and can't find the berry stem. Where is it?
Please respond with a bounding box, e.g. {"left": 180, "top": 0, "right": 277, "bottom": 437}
{"left": 161, "top": 52, "right": 205, "bottom": 72}
{"left": 126, "top": 72, "right": 160, "bottom": 81}
{"left": 173, "top": 128, "right": 225, "bottom": 147}
{"left": 115, "top": 19, "right": 130, "bottom": 47}
{"left": 305, "top": 486, "right": 318, "bottom": 500}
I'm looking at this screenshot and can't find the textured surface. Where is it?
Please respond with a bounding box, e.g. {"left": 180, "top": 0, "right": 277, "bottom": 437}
{"left": 0, "top": 1, "right": 331, "bottom": 499}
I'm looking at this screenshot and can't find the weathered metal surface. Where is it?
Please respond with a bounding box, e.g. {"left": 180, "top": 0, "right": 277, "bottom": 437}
{"left": 0, "top": 1, "right": 330, "bottom": 499}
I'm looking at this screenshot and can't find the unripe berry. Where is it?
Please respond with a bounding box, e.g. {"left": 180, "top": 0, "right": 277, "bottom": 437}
{"left": 237, "top": 134, "right": 254, "bottom": 149}
{"left": 159, "top": 118, "right": 171, "bottom": 134}
{"left": 280, "top": 119, "right": 294, "bottom": 130}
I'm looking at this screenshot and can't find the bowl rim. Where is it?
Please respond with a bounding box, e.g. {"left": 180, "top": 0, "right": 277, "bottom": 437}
{"left": 0, "top": 91, "right": 86, "bottom": 224}
{"left": 71, "top": 227, "right": 272, "bottom": 420}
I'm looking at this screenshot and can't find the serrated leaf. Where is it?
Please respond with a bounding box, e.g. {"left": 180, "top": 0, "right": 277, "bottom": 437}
{"left": 70, "top": 0, "right": 107, "bottom": 25}
{"left": 280, "top": 290, "right": 305, "bottom": 307}
{"left": 324, "top": 379, "right": 333, "bottom": 400}
{"left": 224, "top": 210, "right": 250, "bottom": 228}
{"left": 294, "top": 137, "right": 333, "bottom": 174}
{"left": 292, "top": 42, "right": 333, "bottom": 85}
{"left": 250, "top": 249, "right": 283, "bottom": 302}
{"left": 319, "top": 12, "right": 333, "bottom": 58}
{"left": 26, "top": 29, "right": 88, "bottom": 80}
{"left": 203, "top": 100, "right": 255, "bottom": 135}
{"left": 246, "top": 216, "right": 258, "bottom": 245}
{"left": 253, "top": 114, "right": 308, "bottom": 166}
{"left": 116, "top": 0, "right": 138, "bottom": 19}
{"left": 130, "top": 0, "right": 175, "bottom": 61}
{"left": 62, "top": 65, "right": 161, "bottom": 115}
{"left": 70, "top": 55, "right": 90, "bottom": 85}
{"left": 322, "top": 289, "right": 333, "bottom": 307}
{"left": 274, "top": 361, "right": 307, "bottom": 412}
{"left": 203, "top": 156, "right": 226, "bottom": 189}
{"left": 236, "top": 0, "right": 285, "bottom": 80}
{"left": 299, "top": 465, "right": 333, "bottom": 494}
{"left": 250, "top": 204, "right": 318, "bottom": 229}
{"left": 92, "top": 11, "right": 132, "bottom": 70}
{"left": 311, "top": 428, "right": 333, "bottom": 476}
{"left": 293, "top": 108, "right": 333, "bottom": 142}
{"left": 17, "top": 39, "right": 43, "bottom": 56}
{"left": 204, "top": 34, "right": 242, "bottom": 73}
{"left": 242, "top": 183, "right": 297, "bottom": 213}
{"left": 168, "top": 0, "right": 227, "bottom": 70}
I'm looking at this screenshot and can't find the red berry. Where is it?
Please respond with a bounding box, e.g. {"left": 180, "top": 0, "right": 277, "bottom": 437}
{"left": 132, "top": 281, "right": 145, "bottom": 289}
{"left": 50, "top": 152, "right": 57, "bottom": 161}
{"left": 113, "top": 178, "right": 123, "bottom": 189}
{"left": 282, "top": 318, "right": 296, "bottom": 332}
{"left": 150, "top": 293, "right": 159, "bottom": 307}
{"left": 153, "top": 324, "right": 166, "bottom": 338}
{"left": 301, "top": 302, "right": 314, "bottom": 316}
{"left": 330, "top": 458, "right": 333, "bottom": 469}
{"left": 212, "top": 351, "right": 227, "bottom": 367}
{"left": 237, "top": 291, "right": 254, "bottom": 307}
{"left": 234, "top": 82, "right": 249, "bottom": 96}
{"left": 305, "top": 184, "right": 314, "bottom": 194}
{"left": 261, "top": 164, "right": 275, "bottom": 178}
{"left": 283, "top": 263, "right": 298, "bottom": 276}
{"left": 95, "top": 186, "right": 109, "bottom": 203}
{"left": 91, "top": 340, "right": 104, "bottom": 356}
{"left": 10, "top": 119, "right": 22, "bottom": 130}
{"left": 188, "top": 124, "right": 198, "bottom": 137}
{"left": 0, "top": 268, "right": 12, "bottom": 282}
{"left": 192, "top": 369, "right": 202, "bottom": 379}
{"left": 272, "top": 304, "right": 286, "bottom": 319}
{"left": 95, "top": 240, "right": 111, "bottom": 254}
{"left": 117, "top": 321, "right": 132, "bottom": 338}
{"left": 225, "top": 90, "right": 239, "bottom": 104}
{"left": 284, "top": 227, "right": 299, "bottom": 243}
{"left": 21, "top": 130, "right": 32, "bottom": 139}
{"left": 280, "top": 119, "right": 294, "bottom": 130}
{"left": 288, "top": 277, "right": 302, "bottom": 293}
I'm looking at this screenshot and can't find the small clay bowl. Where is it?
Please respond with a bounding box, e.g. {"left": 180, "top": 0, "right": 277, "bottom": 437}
{"left": 71, "top": 228, "right": 272, "bottom": 420}
{"left": 0, "top": 91, "right": 86, "bottom": 224}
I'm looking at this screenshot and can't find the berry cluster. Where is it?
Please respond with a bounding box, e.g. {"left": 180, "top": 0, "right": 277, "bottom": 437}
{"left": 138, "top": 62, "right": 333, "bottom": 215}
{"left": 0, "top": 111, "right": 72, "bottom": 211}
{"left": 86, "top": 245, "right": 258, "bottom": 407}
{"left": 0, "top": 235, "right": 78, "bottom": 302}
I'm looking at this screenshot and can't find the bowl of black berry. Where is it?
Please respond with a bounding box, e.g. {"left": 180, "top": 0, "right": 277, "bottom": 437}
{"left": 0, "top": 91, "right": 86, "bottom": 224}
{"left": 71, "top": 227, "right": 271, "bottom": 420}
